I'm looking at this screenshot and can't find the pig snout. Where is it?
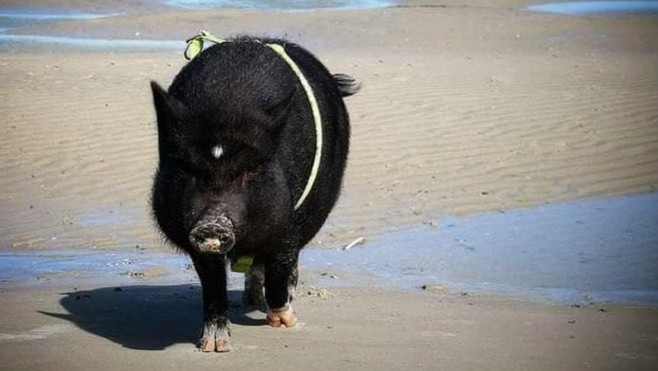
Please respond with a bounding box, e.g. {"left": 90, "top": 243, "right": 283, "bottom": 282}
{"left": 189, "top": 215, "right": 235, "bottom": 254}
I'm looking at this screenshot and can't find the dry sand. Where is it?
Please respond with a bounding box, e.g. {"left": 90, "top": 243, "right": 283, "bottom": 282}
{"left": 1, "top": 0, "right": 658, "bottom": 370}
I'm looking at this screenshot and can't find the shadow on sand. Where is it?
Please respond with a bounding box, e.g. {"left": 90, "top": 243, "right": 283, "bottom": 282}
{"left": 39, "top": 285, "right": 266, "bottom": 351}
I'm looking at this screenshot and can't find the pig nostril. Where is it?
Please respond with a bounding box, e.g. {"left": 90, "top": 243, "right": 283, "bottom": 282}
{"left": 219, "top": 235, "right": 232, "bottom": 246}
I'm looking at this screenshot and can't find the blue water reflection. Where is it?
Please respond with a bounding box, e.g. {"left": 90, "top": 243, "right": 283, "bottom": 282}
{"left": 162, "top": 0, "right": 393, "bottom": 10}
{"left": 0, "top": 7, "right": 116, "bottom": 29}
{"left": 0, "top": 34, "right": 181, "bottom": 53}
{"left": 527, "top": 1, "right": 658, "bottom": 15}
{"left": 303, "top": 193, "right": 658, "bottom": 306}
{"left": 0, "top": 7, "right": 150, "bottom": 52}
{"left": 2, "top": 193, "right": 657, "bottom": 305}
{"left": 0, "top": 8, "right": 117, "bottom": 20}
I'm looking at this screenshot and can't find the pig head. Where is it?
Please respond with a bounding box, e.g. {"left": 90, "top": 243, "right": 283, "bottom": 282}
{"left": 150, "top": 81, "right": 293, "bottom": 255}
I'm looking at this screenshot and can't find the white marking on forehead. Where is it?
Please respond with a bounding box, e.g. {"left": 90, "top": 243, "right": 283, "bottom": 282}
{"left": 211, "top": 145, "right": 224, "bottom": 159}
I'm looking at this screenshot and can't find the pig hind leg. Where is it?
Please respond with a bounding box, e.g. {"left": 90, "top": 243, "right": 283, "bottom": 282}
{"left": 264, "top": 248, "right": 300, "bottom": 328}
{"left": 191, "top": 253, "right": 232, "bottom": 352}
{"left": 243, "top": 260, "right": 266, "bottom": 309}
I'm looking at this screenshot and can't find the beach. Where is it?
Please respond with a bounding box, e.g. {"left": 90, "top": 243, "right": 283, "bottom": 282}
{"left": 1, "top": 0, "right": 658, "bottom": 369}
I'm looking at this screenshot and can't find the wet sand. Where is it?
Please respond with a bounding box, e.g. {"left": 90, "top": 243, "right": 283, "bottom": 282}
{"left": 1, "top": 282, "right": 658, "bottom": 371}
{"left": 1, "top": 0, "right": 658, "bottom": 369}
{"left": 2, "top": 1, "right": 658, "bottom": 248}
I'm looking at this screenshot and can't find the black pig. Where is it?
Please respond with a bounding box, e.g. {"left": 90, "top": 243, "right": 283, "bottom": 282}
{"left": 150, "top": 36, "right": 357, "bottom": 352}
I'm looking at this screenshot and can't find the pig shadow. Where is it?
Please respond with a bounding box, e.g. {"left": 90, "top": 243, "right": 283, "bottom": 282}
{"left": 40, "top": 284, "right": 267, "bottom": 351}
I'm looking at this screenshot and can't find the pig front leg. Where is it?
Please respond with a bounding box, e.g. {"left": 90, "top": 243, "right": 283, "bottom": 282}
{"left": 191, "top": 253, "right": 232, "bottom": 352}
{"left": 264, "top": 248, "right": 300, "bottom": 328}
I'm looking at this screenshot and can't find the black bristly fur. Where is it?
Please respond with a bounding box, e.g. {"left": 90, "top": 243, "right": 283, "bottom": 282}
{"left": 150, "top": 36, "right": 356, "bottom": 351}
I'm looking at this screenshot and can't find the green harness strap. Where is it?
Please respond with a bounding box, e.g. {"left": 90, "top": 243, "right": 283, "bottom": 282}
{"left": 184, "top": 32, "right": 323, "bottom": 273}
{"left": 184, "top": 31, "right": 323, "bottom": 211}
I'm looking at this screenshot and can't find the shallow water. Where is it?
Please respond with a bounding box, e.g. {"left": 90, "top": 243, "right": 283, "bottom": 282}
{"left": 303, "top": 192, "right": 658, "bottom": 306}
{"left": 0, "top": 1, "right": 397, "bottom": 52}
{"left": 0, "top": 8, "right": 117, "bottom": 21}
{"left": 0, "top": 7, "right": 167, "bottom": 53}
{"left": 527, "top": 1, "right": 658, "bottom": 15}
{"left": 0, "top": 250, "right": 190, "bottom": 288}
{"left": 2, "top": 193, "right": 657, "bottom": 306}
{"left": 0, "top": 7, "right": 179, "bottom": 53}
{"left": 161, "top": 0, "right": 394, "bottom": 10}
{"left": 0, "top": 34, "right": 181, "bottom": 53}
{"left": 0, "top": 7, "right": 117, "bottom": 30}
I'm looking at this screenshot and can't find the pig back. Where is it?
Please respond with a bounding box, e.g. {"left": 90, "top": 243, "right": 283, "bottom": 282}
{"left": 167, "top": 37, "right": 351, "bottom": 247}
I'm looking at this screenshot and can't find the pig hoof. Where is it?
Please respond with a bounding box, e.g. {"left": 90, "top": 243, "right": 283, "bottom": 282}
{"left": 200, "top": 337, "right": 216, "bottom": 352}
{"left": 199, "top": 317, "right": 231, "bottom": 352}
{"left": 199, "top": 337, "right": 231, "bottom": 353}
{"left": 216, "top": 338, "right": 231, "bottom": 352}
{"left": 267, "top": 306, "right": 297, "bottom": 328}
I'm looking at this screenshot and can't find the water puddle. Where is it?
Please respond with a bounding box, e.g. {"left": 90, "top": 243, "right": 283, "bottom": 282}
{"left": 0, "top": 7, "right": 180, "bottom": 53}
{"left": 0, "top": 7, "right": 117, "bottom": 30}
{"left": 161, "top": 0, "right": 394, "bottom": 11}
{"left": 0, "top": 1, "right": 380, "bottom": 52}
{"left": 0, "top": 8, "right": 117, "bottom": 21}
{"left": 527, "top": 1, "right": 658, "bottom": 16}
{"left": 0, "top": 249, "right": 204, "bottom": 289}
{"left": 302, "top": 192, "right": 658, "bottom": 306}
{"left": 0, "top": 34, "right": 182, "bottom": 53}
{"left": 2, "top": 193, "right": 657, "bottom": 306}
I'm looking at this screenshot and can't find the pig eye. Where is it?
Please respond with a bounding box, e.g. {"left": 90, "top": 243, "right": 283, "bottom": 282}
{"left": 211, "top": 145, "right": 224, "bottom": 159}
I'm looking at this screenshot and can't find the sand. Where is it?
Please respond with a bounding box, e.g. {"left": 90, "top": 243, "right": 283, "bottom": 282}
{"left": 1, "top": 0, "right": 658, "bottom": 369}
{"left": 1, "top": 283, "right": 657, "bottom": 370}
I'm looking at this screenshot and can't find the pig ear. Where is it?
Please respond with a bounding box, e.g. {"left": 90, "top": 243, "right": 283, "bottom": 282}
{"left": 151, "top": 81, "right": 187, "bottom": 150}
{"left": 151, "top": 81, "right": 185, "bottom": 125}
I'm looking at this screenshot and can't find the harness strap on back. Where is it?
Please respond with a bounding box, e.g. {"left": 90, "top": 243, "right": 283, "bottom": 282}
{"left": 184, "top": 31, "right": 322, "bottom": 211}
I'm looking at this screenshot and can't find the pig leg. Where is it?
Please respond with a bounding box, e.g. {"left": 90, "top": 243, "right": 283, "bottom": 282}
{"left": 191, "top": 253, "right": 231, "bottom": 352}
{"left": 264, "top": 249, "right": 299, "bottom": 328}
{"left": 243, "top": 259, "right": 266, "bottom": 309}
